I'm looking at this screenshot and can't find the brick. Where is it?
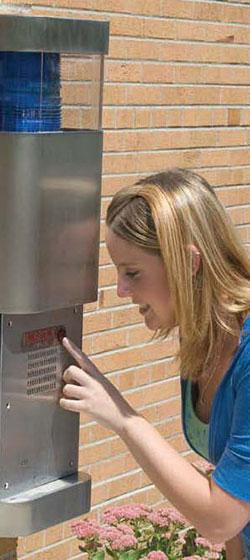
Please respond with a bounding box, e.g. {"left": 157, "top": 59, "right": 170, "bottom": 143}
{"left": 228, "top": 108, "right": 241, "bottom": 126}
{"left": 112, "top": 305, "right": 142, "bottom": 328}
{"left": 92, "top": 337, "right": 178, "bottom": 374}
{"left": 144, "top": 397, "right": 181, "bottom": 423}
{"left": 127, "top": 84, "right": 164, "bottom": 105}
{"left": 109, "top": 470, "right": 143, "bottom": 500}
{"left": 89, "top": 452, "right": 138, "bottom": 482}
{"left": 242, "top": 108, "right": 250, "bottom": 125}
{"left": 134, "top": 108, "right": 151, "bottom": 128}
{"left": 80, "top": 422, "right": 113, "bottom": 445}
{"left": 136, "top": 149, "right": 201, "bottom": 173}
{"left": 103, "top": 153, "right": 137, "bottom": 174}
{"left": 161, "top": 0, "right": 195, "bottom": 19}
{"left": 44, "top": 0, "right": 162, "bottom": 12}
{"left": 202, "top": 66, "right": 250, "bottom": 86}
{"left": 212, "top": 108, "right": 228, "bottom": 126}
{"left": 105, "top": 61, "right": 142, "bottom": 83}
{"left": 44, "top": 525, "right": 64, "bottom": 546}
{"left": 237, "top": 225, "right": 250, "bottom": 244}
{"left": 17, "top": 537, "right": 26, "bottom": 556}
{"left": 99, "top": 244, "right": 112, "bottom": 266}
{"left": 103, "top": 83, "right": 127, "bottom": 105}
{"left": 102, "top": 107, "right": 117, "bottom": 129}
{"left": 151, "top": 108, "right": 168, "bottom": 127}
{"left": 109, "top": 14, "right": 144, "bottom": 37}
{"left": 98, "top": 264, "right": 117, "bottom": 286}
{"left": 193, "top": 1, "right": 224, "bottom": 22}
{"left": 88, "top": 328, "right": 128, "bottom": 354}
{"left": 21, "top": 541, "right": 72, "bottom": 560}
{"left": 175, "top": 64, "right": 202, "bottom": 84}
{"left": 175, "top": 20, "right": 242, "bottom": 43}
{"left": 217, "top": 186, "right": 250, "bottom": 207}
{"left": 109, "top": 37, "right": 160, "bottom": 60}
{"left": 220, "top": 86, "right": 249, "bottom": 105}
{"left": 61, "top": 107, "right": 81, "bottom": 128}
{"left": 102, "top": 175, "right": 137, "bottom": 197}
{"left": 61, "top": 57, "right": 93, "bottom": 81}
{"left": 161, "top": 41, "right": 249, "bottom": 64}
{"left": 228, "top": 206, "right": 250, "bottom": 226}
{"left": 24, "top": 532, "right": 44, "bottom": 553}
{"left": 143, "top": 18, "right": 176, "bottom": 40}
{"left": 201, "top": 147, "right": 249, "bottom": 167}
{"left": 83, "top": 310, "right": 112, "bottom": 335}
{"left": 116, "top": 108, "right": 134, "bottom": 128}
{"left": 98, "top": 286, "right": 130, "bottom": 308}
{"left": 223, "top": 3, "right": 250, "bottom": 24}
{"left": 79, "top": 439, "right": 113, "bottom": 466}
{"left": 141, "top": 62, "right": 174, "bottom": 83}
{"left": 216, "top": 128, "right": 246, "bottom": 147}
{"left": 61, "top": 83, "right": 91, "bottom": 104}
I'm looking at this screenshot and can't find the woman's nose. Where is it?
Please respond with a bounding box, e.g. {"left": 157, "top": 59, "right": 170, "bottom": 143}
{"left": 117, "top": 276, "right": 132, "bottom": 298}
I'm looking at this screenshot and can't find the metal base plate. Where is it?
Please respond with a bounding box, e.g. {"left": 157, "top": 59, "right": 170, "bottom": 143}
{"left": 0, "top": 472, "right": 91, "bottom": 536}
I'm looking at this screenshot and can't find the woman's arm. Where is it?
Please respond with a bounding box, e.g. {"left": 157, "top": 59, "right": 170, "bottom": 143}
{"left": 225, "top": 535, "right": 245, "bottom": 560}
{"left": 60, "top": 338, "right": 250, "bottom": 544}
{"left": 118, "top": 413, "right": 250, "bottom": 543}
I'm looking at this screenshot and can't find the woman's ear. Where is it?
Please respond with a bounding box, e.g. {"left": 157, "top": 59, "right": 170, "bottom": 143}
{"left": 187, "top": 245, "right": 201, "bottom": 276}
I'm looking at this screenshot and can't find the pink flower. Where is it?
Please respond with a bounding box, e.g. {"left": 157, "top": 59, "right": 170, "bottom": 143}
{"left": 99, "top": 523, "right": 137, "bottom": 550}
{"left": 111, "top": 534, "right": 138, "bottom": 550}
{"left": 162, "top": 531, "right": 171, "bottom": 539}
{"left": 195, "top": 536, "right": 213, "bottom": 549}
{"left": 212, "top": 543, "right": 225, "bottom": 552}
{"left": 71, "top": 519, "right": 100, "bottom": 539}
{"left": 182, "top": 557, "right": 201, "bottom": 560}
{"left": 176, "top": 536, "right": 186, "bottom": 545}
{"left": 147, "top": 507, "right": 186, "bottom": 527}
{"left": 147, "top": 552, "right": 169, "bottom": 560}
{"left": 101, "top": 503, "right": 152, "bottom": 524}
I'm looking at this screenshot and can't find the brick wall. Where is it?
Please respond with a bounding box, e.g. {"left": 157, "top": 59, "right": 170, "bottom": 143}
{"left": 0, "top": 1, "right": 249, "bottom": 558}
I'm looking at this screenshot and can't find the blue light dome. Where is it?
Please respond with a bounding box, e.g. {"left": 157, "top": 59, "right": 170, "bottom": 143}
{"left": 0, "top": 51, "right": 61, "bottom": 132}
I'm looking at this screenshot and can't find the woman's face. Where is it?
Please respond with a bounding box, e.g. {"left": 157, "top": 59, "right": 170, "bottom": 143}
{"left": 105, "top": 228, "right": 176, "bottom": 331}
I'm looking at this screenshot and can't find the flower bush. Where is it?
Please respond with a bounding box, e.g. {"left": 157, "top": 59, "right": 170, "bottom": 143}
{"left": 72, "top": 460, "right": 225, "bottom": 560}
{"left": 71, "top": 500, "right": 225, "bottom": 560}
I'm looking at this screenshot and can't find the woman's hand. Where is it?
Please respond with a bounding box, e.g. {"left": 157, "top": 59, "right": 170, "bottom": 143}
{"left": 59, "top": 337, "right": 138, "bottom": 434}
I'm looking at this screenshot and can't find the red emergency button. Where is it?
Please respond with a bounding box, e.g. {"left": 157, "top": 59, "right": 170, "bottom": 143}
{"left": 57, "top": 327, "right": 66, "bottom": 343}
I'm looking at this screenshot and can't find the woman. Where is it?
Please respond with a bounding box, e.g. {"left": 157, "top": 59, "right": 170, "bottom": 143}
{"left": 60, "top": 168, "right": 250, "bottom": 559}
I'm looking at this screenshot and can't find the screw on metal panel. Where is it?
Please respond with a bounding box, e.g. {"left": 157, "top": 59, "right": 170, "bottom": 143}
{"left": 6, "top": 403, "right": 10, "bottom": 410}
{"left": 4, "top": 483, "right": 9, "bottom": 489}
{"left": 69, "top": 460, "right": 74, "bottom": 467}
{"left": 7, "top": 321, "right": 13, "bottom": 327}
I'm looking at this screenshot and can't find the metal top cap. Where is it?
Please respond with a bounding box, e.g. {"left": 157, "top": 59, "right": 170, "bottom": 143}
{"left": 0, "top": 14, "right": 109, "bottom": 53}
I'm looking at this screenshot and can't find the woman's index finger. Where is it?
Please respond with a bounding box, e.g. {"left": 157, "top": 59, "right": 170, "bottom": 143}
{"left": 62, "top": 337, "right": 94, "bottom": 373}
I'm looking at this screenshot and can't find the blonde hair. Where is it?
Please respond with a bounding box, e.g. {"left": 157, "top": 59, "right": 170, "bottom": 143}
{"left": 106, "top": 168, "right": 250, "bottom": 380}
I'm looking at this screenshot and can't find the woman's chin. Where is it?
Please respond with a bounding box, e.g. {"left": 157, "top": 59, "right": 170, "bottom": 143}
{"left": 144, "top": 313, "right": 161, "bottom": 330}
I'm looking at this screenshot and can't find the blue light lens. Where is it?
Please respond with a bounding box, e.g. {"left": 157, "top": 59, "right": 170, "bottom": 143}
{"left": 0, "top": 52, "right": 61, "bottom": 132}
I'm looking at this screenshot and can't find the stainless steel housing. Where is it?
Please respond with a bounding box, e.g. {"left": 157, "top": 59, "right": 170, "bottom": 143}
{"left": 0, "top": 14, "right": 109, "bottom": 53}
{"left": 0, "top": 306, "right": 91, "bottom": 536}
{"left": 0, "top": 14, "right": 109, "bottom": 535}
{"left": 0, "top": 130, "right": 103, "bottom": 313}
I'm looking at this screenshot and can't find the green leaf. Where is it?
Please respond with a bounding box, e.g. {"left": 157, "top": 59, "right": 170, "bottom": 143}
{"left": 118, "top": 550, "right": 142, "bottom": 560}
{"left": 106, "top": 546, "right": 117, "bottom": 558}
{"left": 90, "top": 550, "right": 105, "bottom": 560}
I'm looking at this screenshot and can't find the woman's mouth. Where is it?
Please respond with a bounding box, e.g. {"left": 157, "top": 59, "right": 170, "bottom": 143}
{"left": 139, "top": 304, "right": 151, "bottom": 316}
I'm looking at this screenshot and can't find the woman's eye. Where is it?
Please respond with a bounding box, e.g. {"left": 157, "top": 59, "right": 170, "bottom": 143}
{"left": 126, "top": 271, "right": 139, "bottom": 278}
